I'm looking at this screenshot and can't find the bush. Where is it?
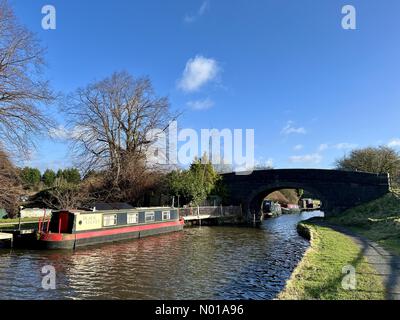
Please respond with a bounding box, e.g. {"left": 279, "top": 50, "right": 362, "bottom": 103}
{"left": 56, "top": 168, "right": 81, "bottom": 184}
{"left": 165, "top": 157, "right": 221, "bottom": 206}
{"left": 20, "top": 167, "right": 41, "bottom": 187}
{"left": 42, "top": 169, "right": 56, "bottom": 187}
{"left": 336, "top": 146, "right": 400, "bottom": 186}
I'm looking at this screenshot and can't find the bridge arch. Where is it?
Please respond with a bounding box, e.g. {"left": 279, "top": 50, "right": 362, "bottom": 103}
{"left": 221, "top": 169, "right": 389, "bottom": 222}
{"left": 247, "top": 182, "right": 328, "bottom": 215}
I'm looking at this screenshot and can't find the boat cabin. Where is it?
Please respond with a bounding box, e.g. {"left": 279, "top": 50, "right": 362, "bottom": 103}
{"left": 47, "top": 208, "right": 179, "bottom": 234}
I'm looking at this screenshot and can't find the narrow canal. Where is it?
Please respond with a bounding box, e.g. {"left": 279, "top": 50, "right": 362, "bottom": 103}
{"left": 0, "top": 211, "right": 323, "bottom": 300}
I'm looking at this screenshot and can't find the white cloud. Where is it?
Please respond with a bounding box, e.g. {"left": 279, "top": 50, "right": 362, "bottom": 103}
{"left": 388, "top": 138, "right": 400, "bottom": 148}
{"left": 293, "top": 144, "right": 303, "bottom": 151}
{"left": 49, "top": 125, "right": 83, "bottom": 140}
{"left": 187, "top": 98, "right": 214, "bottom": 110}
{"left": 184, "top": 1, "right": 209, "bottom": 23}
{"left": 49, "top": 125, "right": 69, "bottom": 139}
{"left": 289, "top": 153, "right": 322, "bottom": 164}
{"left": 281, "top": 121, "right": 306, "bottom": 135}
{"left": 178, "top": 55, "right": 219, "bottom": 92}
{"left": 318, "top": 143, "right": 328, "bottom": 151}
{"left": 315, "top": 142, "right": 357, "bottom": 152}
{"left": 334, "top": 142, "right": 358, "bottom": 150}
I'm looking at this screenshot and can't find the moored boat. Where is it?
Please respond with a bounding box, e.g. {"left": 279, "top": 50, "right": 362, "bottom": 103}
{"left": 262, "top": 200, "right": 282, "bottom": 218}
{"left": 299, "top": 198, "right": 322, "bottom": 211}
{"left": 281, "top": 204, "right": 301, "bottom": 214}
{"left": 37, "top": 207, "right": 184, "bottom": 249}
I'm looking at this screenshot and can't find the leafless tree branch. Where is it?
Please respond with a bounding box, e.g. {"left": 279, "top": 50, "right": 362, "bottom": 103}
{"left": 0, "top": 0, "right": 54, "bottom": 157}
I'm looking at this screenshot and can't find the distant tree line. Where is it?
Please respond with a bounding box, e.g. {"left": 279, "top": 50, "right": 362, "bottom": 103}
{"left": 19, "top": 167, "right": 81, "bottom": 189}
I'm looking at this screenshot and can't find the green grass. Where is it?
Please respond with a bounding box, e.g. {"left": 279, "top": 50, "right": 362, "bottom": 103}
{"left": 279, "top": 222, "right": 385, "bottom": 300}
{"left": 327, "top": 193, "right": 400, "bottom": 255}
{"left": 0, "top": 217, "right": 40, "bottom": 223}
{"left": 0, "top": 217, "right": 41, "bottom": 230}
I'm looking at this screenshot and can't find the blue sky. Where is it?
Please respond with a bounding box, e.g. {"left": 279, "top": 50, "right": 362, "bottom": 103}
{"left": 10, "top": 0, "right": 400, "bottom": 171}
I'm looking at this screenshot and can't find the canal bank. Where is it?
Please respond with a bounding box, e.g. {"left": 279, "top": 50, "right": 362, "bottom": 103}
{"left": 279, "top": 220, "right": 387, "bottom": 300}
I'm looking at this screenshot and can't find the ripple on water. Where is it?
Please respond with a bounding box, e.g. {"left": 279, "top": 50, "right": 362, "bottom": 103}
{"left": 0, "top": 211, "right": 323, "bottom": 300}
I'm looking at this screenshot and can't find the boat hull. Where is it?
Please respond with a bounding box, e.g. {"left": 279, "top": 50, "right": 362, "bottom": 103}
{"left": 38, "top": 220, "right": 184, "bottom": 250}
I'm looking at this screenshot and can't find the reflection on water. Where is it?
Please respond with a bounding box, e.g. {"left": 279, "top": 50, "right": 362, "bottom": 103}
{"left": 0, "top": 211, "right": 323, "bottom": 300}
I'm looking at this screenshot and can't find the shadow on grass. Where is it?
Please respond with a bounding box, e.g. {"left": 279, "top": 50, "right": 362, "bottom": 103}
{"left": 305, "top": 225, "right": 369, "bottom": 299}
{"left": 387, "top": 255, "right": 400, "bottom": 299}
{"left": 314, "top": 220, "right": 400, "bottom": 300}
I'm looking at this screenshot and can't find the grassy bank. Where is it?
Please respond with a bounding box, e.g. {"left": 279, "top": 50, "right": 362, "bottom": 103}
{"left": 327, "top": 193, "right": 400, "bottom": 255}
{"left": 0, "top": 217, "right": 41, "bottom": 230}
{"left": 279, "top": 222, "right": 385, "bottom": 300}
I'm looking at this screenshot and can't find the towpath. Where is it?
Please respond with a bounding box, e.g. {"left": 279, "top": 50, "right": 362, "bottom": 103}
{"left": 315, "top": 221, "right": 400, "bottom": 300}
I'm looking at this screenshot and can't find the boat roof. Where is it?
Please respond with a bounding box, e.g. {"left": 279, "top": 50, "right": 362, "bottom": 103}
{"left": 53, "top": 206, "right": 175, "bottom": 215}
{"left": 91, "top": 202, "right": 134, "bottom": 210}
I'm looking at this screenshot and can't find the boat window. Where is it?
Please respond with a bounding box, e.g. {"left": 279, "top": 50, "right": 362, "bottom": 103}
{"left": 162, "top": 211, "right": 170, "bottom": 220}
{"left": 145, "top": 212, "right": 155, "bottom": 222}
{"left": 127, "top": 213, "right": 139, "bottom": 224}
{"left": 103, "top": 214, "right": 117, "bottom": 227}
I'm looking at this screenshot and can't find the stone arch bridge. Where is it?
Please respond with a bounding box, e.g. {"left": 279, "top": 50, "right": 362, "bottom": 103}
{"left": 221, "top": 169, "right": 390, "bottom": 221}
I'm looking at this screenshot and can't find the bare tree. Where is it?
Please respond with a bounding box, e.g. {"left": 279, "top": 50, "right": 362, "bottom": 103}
{"left": 66, "top": 72, "right": 171, "bottom": 175}
{"left": 0, "top": 0, "right": 53, "bottom": 155}
{"left": 64, "top": 71, "right": 176, "bottom": 202}
{"left": 0, "top": 149, "right": 22, "bottom": 216}
{"left": 41, "top": 178, "right": 84, "bottom": 210}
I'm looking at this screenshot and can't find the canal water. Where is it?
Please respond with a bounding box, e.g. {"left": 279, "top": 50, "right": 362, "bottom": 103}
{"left": 0, "top": 211, "right": 323, "bottom": 300}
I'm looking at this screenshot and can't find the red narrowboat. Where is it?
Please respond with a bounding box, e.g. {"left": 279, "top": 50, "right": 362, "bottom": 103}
{"left": 37, "top": 207, "right": 184, "bottom": 249}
